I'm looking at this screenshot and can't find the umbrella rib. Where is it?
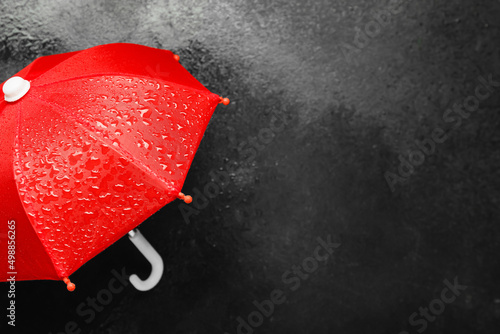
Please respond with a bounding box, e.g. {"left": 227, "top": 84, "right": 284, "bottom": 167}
{"left": 33, "top": 72, "right": 214, "bottom": 97}
{"left": 29, "top": 94, "right": 179, "bottom": 197}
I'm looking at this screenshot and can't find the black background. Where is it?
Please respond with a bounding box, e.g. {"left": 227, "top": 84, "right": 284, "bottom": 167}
{"left": 1, "top": 0, "right": 500, "bottom": 333}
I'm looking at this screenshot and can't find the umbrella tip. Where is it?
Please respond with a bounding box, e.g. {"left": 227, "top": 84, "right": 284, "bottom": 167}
{"left": 219, "top": 96, "right": 230, "bottom": 106}
{"left": 173, "top": 54, "right": 180, "bottom": 62}
{"left": 63, "top": 277, "right": 76, "bottom": 292}
{"left": 178, "top": 192, "right": 193, "bottom": 204}
{"left": 3, "top": 76, "right": 30, "bottom": 102}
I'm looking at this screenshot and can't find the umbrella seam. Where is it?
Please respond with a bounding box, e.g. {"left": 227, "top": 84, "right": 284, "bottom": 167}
{"left": 28, "top": 94, "right": 179, "bottom": 197}
{"left": 33, "top": 72, "right": 214, "bottom": 97}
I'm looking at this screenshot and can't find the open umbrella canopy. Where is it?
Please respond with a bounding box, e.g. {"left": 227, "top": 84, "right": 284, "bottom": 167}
{"left": 0, "top": 43, "right": 228, "bottom": 289}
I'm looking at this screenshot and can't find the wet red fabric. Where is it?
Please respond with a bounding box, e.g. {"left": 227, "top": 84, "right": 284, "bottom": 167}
{"left": 0, "top": 43, "right": 221, "bottom": 281}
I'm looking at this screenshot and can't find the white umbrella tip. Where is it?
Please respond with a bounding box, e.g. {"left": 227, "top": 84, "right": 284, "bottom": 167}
{"left": 3, "top": 76, "right": 30, "bottom": 102}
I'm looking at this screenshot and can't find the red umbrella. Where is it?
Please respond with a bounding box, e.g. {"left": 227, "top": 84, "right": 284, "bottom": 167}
{"left": 0, "top": 43, "right": 229, "bottom": 291}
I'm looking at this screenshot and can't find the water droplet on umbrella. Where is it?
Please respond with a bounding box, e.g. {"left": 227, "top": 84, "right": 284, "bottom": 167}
{"left": 84, "top": 156, "right": 101, "bottom": 170}
{"left": 69, "top": 152, "right": 83, "bottom": 165}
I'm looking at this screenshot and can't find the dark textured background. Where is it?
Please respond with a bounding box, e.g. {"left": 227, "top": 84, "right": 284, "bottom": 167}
{"left": 1, "top": 0, "right": 500, "bottom": 333}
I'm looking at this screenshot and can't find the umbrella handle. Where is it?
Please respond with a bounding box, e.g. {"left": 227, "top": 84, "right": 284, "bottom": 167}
{"left": 127, "top": 229, "right": 164, "bottom": 291}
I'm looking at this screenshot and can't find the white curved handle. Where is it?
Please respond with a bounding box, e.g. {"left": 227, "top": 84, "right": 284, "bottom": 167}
{"left": 127, "top": 229, "right": 164, "bottom": 291}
